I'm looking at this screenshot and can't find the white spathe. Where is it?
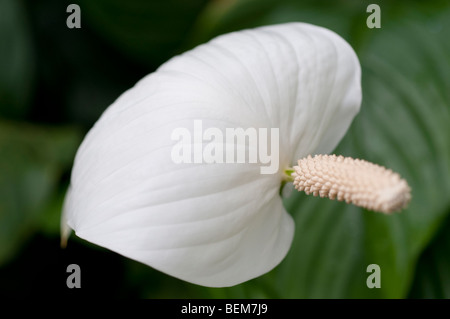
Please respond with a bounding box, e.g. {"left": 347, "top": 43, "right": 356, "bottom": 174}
{"left": 62, "top": 23, "right": 362, "bottom": 287}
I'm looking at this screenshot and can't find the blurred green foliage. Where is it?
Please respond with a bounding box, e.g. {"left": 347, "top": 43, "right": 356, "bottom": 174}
{"left": 0, "top": 0, "right": 449, "bottom": 298}
{"left": 0, "top": 0, "right": 34, "bottom": 118}
{"left": 0, "top": 121, "right": 81, "bottom": 266}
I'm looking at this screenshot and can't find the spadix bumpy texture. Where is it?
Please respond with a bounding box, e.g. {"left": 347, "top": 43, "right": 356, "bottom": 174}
{"left": 62, "top": 23, "right": 362, "bottom": 287}
{"left": 293, "top": 155, "right": 411, "bottom": 213}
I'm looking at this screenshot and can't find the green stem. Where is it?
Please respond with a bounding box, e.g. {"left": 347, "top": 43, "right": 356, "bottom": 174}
{"left": 283, "top": 167, "right": 295, "bottom": 182}
{"left": 279, "top": 167, "right": 295, "bottom": 196}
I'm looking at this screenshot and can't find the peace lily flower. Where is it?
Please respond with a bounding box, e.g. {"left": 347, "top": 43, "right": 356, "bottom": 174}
{"left": 61, "top": 23, "right": 410, "bottom": 287}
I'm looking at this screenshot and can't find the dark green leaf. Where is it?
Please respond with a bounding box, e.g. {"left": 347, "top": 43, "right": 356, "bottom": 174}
{"left": 409, "top": 208, "right": 450, "bottom": 298}
{"left": 0, "top": 121, "right": 81, "bottom": 265}
{"left": 78, "top": 0, "right": 210, "bottom": 67}
{"left": 0, "top": 0, "right": 34, "bottom": 118}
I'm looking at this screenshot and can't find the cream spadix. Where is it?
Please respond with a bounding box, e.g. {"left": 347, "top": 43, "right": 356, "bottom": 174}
{"left": 292, "top": 155, "right": 411, "bottom": 213}
{"left": 62, "top": 22, "right": 363, "bottom": 287}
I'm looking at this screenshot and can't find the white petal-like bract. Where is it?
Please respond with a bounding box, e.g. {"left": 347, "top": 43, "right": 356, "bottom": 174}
{"left": 63, "top": 23, "right": 361, "bottom": 287}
